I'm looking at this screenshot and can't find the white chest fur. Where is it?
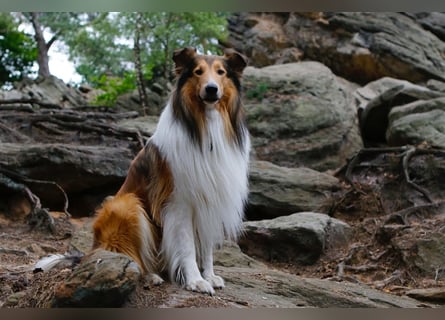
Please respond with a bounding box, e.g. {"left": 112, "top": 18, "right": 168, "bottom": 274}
{"left": 151, "top": 101, "right": 250, "bottom": 246}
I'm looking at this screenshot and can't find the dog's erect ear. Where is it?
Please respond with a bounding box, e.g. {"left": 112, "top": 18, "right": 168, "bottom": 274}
{"left": 224, "top": 48, "right": 248, "bottom": 76}
{"left": 173, "top": 47, "right": 197, "bottom": 75}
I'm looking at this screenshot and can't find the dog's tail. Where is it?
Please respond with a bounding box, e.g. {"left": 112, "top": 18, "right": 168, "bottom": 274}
{"left": 92, "top": 193, "right": 158, "bottom": 275}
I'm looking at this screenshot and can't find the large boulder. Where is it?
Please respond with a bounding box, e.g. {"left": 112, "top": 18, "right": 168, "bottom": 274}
{"left": 0, "top": 143, "right": 132, "bottom": 216}
{"left": 386, "top": 97, "right": 445, "bottom": 147}
{"left": 239, "top": 212, "right": 352, "bottom": 265}
{"left": 247, "top": 160, "right": 341, "bottom": 220}
{"left": 355, "top": 77, "right": 445, "bottom": 145}
{"left": 244, "top": 61, "right": 362, "bottom": 171}
{"left": 228, "top": 12, "right": 445, "bottom": 84}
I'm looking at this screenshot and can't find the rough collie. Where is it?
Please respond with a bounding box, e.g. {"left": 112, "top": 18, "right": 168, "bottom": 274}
{"left": 92, "top": 47, "right": 250, "bottom": 295}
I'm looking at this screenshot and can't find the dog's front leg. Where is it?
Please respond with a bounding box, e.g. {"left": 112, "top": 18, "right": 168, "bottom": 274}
{"left": 201, "top": 244, "right": 225, "bottom": 289}
{"left": 162, "top": 204, "right": 215, "bottom": 295}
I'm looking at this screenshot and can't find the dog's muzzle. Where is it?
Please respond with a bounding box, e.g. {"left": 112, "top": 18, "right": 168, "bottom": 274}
{"left": 201, "top": 83, "right": 220, "bottom": 104}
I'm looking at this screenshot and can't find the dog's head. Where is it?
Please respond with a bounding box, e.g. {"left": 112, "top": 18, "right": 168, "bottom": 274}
{"left": 173, "top": 47, "right": 248, "bottom": 106}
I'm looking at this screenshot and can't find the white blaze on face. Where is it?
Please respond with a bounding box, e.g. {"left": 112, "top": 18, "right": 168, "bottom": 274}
{"left": 194, "top": 59, "right": 226, "bottom": 104}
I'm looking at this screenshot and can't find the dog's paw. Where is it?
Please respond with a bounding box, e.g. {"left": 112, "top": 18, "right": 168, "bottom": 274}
{"left": 147, "top": 273, "right": 165, "bottom": 286}
{"left": 185, "top": 279, "right": 215, "bottom": 295}
{"left": 204, "top": 274, "right": 225, "bottom": 289}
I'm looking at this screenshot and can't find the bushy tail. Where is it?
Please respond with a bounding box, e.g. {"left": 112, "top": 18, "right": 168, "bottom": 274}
{"left": 92, "top": 193, "right": 157, "bottom": 274}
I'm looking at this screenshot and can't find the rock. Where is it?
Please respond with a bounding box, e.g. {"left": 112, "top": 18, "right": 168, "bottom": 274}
{"left": 356, "top": 77, "right": 444, "bottom": 144}
{"left": 427, "top": 79, "right": 445, "bottom": 93}
{"left": 406, "top": 287, "right": 445, "bottom": 303}
{"left": 123, "top": 243, "right": 432, "bottom": 308}
{"left": 0, "top": 143, "right": 132, "bottom": 216}
{"left": 2, "top": 76, "right": 87, "bottom": 107}
{"left": 386, "top": 97, "right": 445, "bottom": 147}
{"left": 244, "top": 62, "right": 362, "bottom": 171}
{"left": 218, "top": 264, "right": 428, "bottom": 308}
{"left": 414, "top": 233, "right": 445, "bottom": 274}
{"left": 227, "top": 13, "right": 299, "bottom": 67}
{"left": 114, "top": 89, "right": 164, "bottom": 116}
{"left": 239, "top": 212, "right": 352, "bottom": 265}
{"left": 390, "top": 229, "right": 445, "bottom": 275}
{"left": 214, "top": 241, "right": 264, "bottom": 269}
{"left": 409, "top": 12, "right": 445, "bottom": 41}
{"left": 116, "top": 116, "right": 159, "bottom": 137}
{"left": 52, "top": 249, "right": 141, "bottom": 307}
{"left": 228, "top": 12, "right": 445, "bottom": 84}
{"left": 247, "top": 160, "right": 340, "bottom": 220}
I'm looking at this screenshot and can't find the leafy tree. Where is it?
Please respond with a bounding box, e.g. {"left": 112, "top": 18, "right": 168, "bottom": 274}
{"left": 7, "top": 12, "right": 229, "bottom": 106}
{"left": 129, "top": 12, "right": 229, "bottom": 80}
{"left": 93, "top": 72, "right": 136, "bottom": 106}
{"left": 0, "top": 13, "right": 37, "bottom": 86}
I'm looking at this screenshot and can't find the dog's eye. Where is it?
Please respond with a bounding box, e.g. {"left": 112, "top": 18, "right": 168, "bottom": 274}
{"left": 217, "top": 69, "right": 226, "bottom": 76}
{"left": 194, "top": 69, "right": 203, "bottom": 76}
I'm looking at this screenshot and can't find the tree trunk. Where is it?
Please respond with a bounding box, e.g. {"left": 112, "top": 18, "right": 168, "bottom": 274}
{"left": 133, "top": 13, "right": 148, "bottom": 112}
{"left": 29, "top": 12, "right": 51, "bottom": 79}
{"left": 163, "top": 13, "right": 173, "bottom": 80}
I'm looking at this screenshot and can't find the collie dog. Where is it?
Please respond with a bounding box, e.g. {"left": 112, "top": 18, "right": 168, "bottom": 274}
{"left": 92, "top": 47, "right": 250, "bottom": 295}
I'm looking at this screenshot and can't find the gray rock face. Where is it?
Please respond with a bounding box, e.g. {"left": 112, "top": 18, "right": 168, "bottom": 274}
{"left": 409, "top": 12, "right": 445, "bottom": 41}
{"left": 217, "top": 263, "right": 428, "bottom": 308}
{"left": 115, "top": 88, "right": 164, "bottom": 116}
{"left": 247, "top": 160, "right": 340, "bottom": 220}
{"left": 52, "top": 249, "right": 141, "bottom": 307}
{"left": 356, "top": 77, "right": 445, "bottom": 145}
{"left": 0, "top": 143, "right": 132, "bottom": 215}
{"left": 1, "top": 76, "right": 87, "bottom": 106}
{"left": 117, "top": 116, "right": 159, "bottom": 136}
{"left": 406, "top": 287, "right": 445, "bottom": 303}
{"left": 124, "top": 243, "right": 430, "bottom": 308}
{"left": 387, "top": 97, "right": 445, "bottom": 148}
{"left": 228, "top": 12, "right": 445, "bottom": 84}
{"left": 239, "top": 212, "right": 352, "bottom": 265}
{"left": 244, "top": 62, "right": 362, "bottom": 171}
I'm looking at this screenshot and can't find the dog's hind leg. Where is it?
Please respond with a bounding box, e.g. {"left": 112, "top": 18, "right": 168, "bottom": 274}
{"left": 162, "top": 203, "right": 215, "bottom": 295}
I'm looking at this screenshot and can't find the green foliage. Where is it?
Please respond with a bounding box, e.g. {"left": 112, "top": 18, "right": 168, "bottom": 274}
{"left": 44, "top": 12, "right": 229, "bottom": 84}
{"left": 92, "top": 72, "right": 137, "bottom": 106}
{"left": 0, "top": 13, "right": 37, "bottom": 86}
{"left": 1, "top": 12, "right": 229, "bottom": 103}
{"left": 246, "top": 82, "right": 269, "bottom": 100}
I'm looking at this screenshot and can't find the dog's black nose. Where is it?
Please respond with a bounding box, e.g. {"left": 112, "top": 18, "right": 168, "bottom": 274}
{"left": 205, "top": 84, "right": 218, "bottom": 95}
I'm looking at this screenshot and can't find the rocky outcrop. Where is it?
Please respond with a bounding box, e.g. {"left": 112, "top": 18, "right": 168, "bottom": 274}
{"left": 0, "top": 143, "right": 131, "bottom": 216}
{"left": 116, "top": 116, "right": 159, "bottom": 136}
{"left": 239, "top": 212, "right": 352, "bottom": 265}
{"left": 244, "top": 61, "right": 362, "bottom": 171}
{"left": 387, "top": 97, "right": 445, "bottom": 148}
{"left": 247, "top": 161, "right": 340, "bottom": 220}
{"left": 355, "top": 77, "right": 445, "bottom": 145}
{"left": 228, "top": 12, "right": 445, "bottom": 84}
{"left": 1, "top": 76, "right": 87, "bottom": 107}
{"left": 408, "top": 12, "right": 445, "bottom": 41}
{"left": 115, "top": 88, "right": 164, "bottom": 116}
